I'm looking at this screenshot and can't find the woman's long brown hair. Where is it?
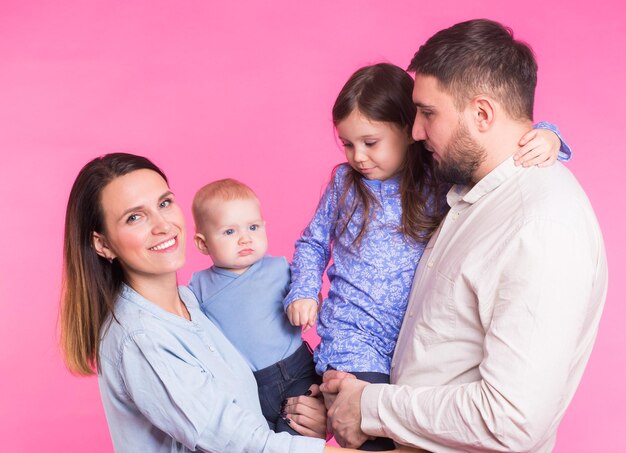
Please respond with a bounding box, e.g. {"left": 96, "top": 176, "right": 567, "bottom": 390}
{"left": 60, "top": 153, "right": 167, "bottom": 375}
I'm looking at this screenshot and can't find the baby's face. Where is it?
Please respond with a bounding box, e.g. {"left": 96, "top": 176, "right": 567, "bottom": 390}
{"left": 197, "top": 197, "right": 268, "bottom": 274}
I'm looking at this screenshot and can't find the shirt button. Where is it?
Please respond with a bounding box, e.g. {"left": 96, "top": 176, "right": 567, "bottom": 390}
{"left": 409, "top": 312, "right": 414, "bottom": 317}
{"left": 208, "top": 345, "right": 215, "bottom": 352}
{"left": 427, "top": 261, "right": 434, "bottom": 268}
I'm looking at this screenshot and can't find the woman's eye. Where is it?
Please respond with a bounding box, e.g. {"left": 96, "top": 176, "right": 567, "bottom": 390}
{"left": 126, "top": 214, "right": 140, "bottom": 224}
{"left": 160, "top": 198, "right": 172, "bottom": 208}
{"left": 224, "top": 229, "right": 235, "bottom": 236}
{"left": 422, "top": 110, "right": 433, "bottom": 118}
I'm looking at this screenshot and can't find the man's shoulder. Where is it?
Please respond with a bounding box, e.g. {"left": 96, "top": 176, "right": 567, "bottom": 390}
{"left": 488, "top": 163, "right": 604, "bottom": 250}
{"left": 513, "top": 163, "right": 591, "bottom": 219}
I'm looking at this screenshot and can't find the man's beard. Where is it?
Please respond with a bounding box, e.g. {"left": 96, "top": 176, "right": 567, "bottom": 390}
{"left": 434, "top": 121, "right": 486, "bottom": 185}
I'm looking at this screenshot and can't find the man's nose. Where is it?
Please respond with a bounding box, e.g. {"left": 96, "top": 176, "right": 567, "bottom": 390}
{"left": 412, "top": 116, "right": 426, "bottom": 141}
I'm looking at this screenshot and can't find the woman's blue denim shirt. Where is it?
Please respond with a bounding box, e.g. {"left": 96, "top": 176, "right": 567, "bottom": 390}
{"left": 98, "top": 285, "right": 324, "bottom": 452}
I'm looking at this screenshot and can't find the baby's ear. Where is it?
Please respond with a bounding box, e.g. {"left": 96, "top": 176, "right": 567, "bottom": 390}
{"left": 194, "top": 233, "right": 211, "bottom": 255}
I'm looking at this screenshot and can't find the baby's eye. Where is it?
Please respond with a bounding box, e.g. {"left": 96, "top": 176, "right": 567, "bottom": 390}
{"left": 341, "top": 141, "right": 353, "bottom": 148}
{"left": 364, "top": 141, "right": 377, "bottom": 147}
{"left": 224, "top": 229, "right": 235, "bottom": 236}
{"left": 249, "top": 224, "right": 258, "bottom": 231}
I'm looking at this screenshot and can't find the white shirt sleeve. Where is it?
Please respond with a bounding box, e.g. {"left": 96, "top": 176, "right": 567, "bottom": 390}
{"left": 361, "top": 218, "right": 607, "bottom": 452}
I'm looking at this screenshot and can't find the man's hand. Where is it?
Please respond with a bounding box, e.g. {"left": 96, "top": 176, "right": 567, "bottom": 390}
{"left": 320, "top": 370, "right": 371, "bottom": 448}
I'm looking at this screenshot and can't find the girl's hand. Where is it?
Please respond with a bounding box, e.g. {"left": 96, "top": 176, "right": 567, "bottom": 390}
{"left": 514, "top": 128, "right": 561, "bottom": 168}
{"left": 286, "top": 299, "right": 318, "bottom": 332}
{"left": 283, "top": 384, "right": 328, "bottom": 439}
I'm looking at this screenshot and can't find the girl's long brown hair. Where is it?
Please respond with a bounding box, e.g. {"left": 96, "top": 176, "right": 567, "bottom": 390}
{"left": 60, "top": 153, "right": 167, "bottom": 375}
{"left": 332, "top": 63, "right": 447, "bottom": 246}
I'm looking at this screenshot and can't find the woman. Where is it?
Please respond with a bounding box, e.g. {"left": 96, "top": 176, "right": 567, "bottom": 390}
{"left": 59, "top": 153, "right": 378, "bottom": 452}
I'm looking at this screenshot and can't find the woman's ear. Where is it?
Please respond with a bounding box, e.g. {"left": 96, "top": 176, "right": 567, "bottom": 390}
{"left": 194, "top": 233, "right": 211, "bottom": 255}
{"left": 92, "top": 232, "right": 116, "bottom": 262}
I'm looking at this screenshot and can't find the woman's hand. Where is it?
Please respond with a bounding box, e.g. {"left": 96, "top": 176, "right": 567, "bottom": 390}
{"left": 282, "top": 384, "right": 328, "bottom": 439}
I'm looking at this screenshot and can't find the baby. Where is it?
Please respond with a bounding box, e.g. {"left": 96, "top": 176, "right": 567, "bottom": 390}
{"left": 188, "top": 178, "right": 319, "bottom": 435}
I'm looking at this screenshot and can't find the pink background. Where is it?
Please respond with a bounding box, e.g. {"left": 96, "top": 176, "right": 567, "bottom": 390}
{"left": 1, "top": 1, "right": 624, "bottom": 451}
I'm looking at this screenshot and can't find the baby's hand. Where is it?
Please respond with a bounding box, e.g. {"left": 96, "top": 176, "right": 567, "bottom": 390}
{"left": 287, "top": 299, "right": 318, "bottom": 332}
{"left": 514, "top": 128, "right": 560, "bottom": 168}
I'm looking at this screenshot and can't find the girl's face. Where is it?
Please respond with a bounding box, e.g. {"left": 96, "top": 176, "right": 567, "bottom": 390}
{"left": 92, "top": 169, "right": 186, "bottom": 287}
{"left": 336, "top": 109, "right": 413, "bottom": 181}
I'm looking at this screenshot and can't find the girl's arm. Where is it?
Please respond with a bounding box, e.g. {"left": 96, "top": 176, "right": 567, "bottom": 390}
{"left": 283, "top": 167, "right": 344, "bottom": 313}
{"left": 514, "top": 122, "right": 572, "bottom": 167}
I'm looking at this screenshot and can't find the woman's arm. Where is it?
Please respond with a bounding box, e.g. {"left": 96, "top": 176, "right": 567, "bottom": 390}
{"left": 117, "top": 330, "right": 325, "bottom": 452}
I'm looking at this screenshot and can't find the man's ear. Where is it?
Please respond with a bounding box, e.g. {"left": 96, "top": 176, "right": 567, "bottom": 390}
{"left": 470, "top": 95, "right": 496, "bottom": 132}
{"left": 92, "top": 232, "right": 116, "bottom": 261}
{"left": 194, "top": 233, "right": 211, "bottom": 255}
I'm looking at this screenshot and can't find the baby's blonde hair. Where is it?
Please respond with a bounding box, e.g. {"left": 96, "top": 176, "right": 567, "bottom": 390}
{"left": 192, "top": 178, "right": 258, "bottom": 229}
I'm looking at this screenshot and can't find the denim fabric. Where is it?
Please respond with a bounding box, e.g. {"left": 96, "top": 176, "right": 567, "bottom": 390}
{"left": 98, "top": 285, "right": 325, "bottom": 452}
{"left": 254, "top": 342, "right": 321, "bottom": 435}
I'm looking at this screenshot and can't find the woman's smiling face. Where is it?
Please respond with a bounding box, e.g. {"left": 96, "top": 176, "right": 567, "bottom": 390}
{"left": 92, "top": 169, "right": 186, "bottom": 286}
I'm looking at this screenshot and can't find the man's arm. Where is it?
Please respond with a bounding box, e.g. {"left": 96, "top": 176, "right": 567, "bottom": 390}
{"left": 354, "top": 220, "right": 604, "bottom": 451}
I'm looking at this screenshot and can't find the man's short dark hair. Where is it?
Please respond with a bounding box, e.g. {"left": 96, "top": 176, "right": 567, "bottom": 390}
{"left": 408, "top": 19, "right": 537, "bottom": 121}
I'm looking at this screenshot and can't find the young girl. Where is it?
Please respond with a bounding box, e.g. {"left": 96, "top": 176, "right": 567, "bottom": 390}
{"left": 283, "top": 63, "right": 570, "bottom": 450}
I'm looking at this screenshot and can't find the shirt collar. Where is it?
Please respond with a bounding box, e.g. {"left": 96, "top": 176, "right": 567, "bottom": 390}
{"left": 447, "top": 156, "right": 522, "bottom": 207}
{"left": 119, "top": 284, "right": 198, "bottom": 324}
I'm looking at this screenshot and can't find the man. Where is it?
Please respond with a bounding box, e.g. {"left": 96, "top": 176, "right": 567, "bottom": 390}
{"left": 321, "top": 19, "right": 607, "bottom": 452}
